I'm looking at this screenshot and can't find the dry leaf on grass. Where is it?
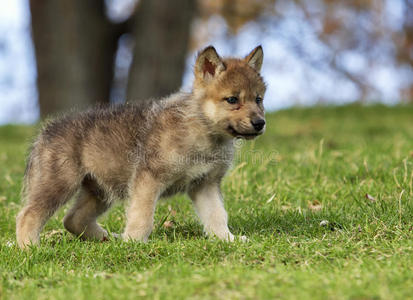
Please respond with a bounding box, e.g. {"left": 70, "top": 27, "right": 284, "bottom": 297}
{"left": 308, "top": 200, "right": 323, "bottom": 211}
{"left": 266, "top": 194, "right": 276, "bottom": 203}
{"left": 319, "top": 220, "right": 329, "bottom": 227}
{"left": 163, "top": 221, "right": 174, "bottom": 228}
{"left": 365, "top": 193, "right": 376, "bottom": 202}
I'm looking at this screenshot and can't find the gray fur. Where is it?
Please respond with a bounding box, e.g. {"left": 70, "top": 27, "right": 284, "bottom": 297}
{"left": 16, "top": 46, "right": 266, "bottom": 248}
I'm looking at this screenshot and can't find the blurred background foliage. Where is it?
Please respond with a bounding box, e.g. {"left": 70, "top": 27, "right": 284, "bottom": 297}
{"left": 0, "top": 0, "right": 412, "bottom": 123}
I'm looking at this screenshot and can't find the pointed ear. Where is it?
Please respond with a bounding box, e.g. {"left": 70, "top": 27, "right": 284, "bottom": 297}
{"left": 195, "top": 46, "right": 226, "bottom": 81}
{"left": 245, "top": 45, "right": 263, "bottom": 72}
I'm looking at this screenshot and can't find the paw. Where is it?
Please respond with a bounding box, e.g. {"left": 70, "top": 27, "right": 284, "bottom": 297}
{"left": 121, "top": 233, "right": 148, "bottom": 243}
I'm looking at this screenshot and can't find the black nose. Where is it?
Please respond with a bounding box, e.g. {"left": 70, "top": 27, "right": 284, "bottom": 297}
{"left": 251, "top": 119, "right": 266, "bottom": 131}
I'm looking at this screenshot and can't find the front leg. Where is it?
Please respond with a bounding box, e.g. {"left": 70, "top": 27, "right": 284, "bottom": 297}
{"left": 122, "top": 172, "right": 162, "bottom": 242}
{"left": 189, "top": 182, "right": 236, "bottom": 241}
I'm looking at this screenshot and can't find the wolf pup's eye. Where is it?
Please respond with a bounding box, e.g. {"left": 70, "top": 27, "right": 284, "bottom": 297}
{"left": 225, "top": 96, "right": 238, "bottom": 104}
{"left": 256, "top": 96, "right": 263, "bottom": 104}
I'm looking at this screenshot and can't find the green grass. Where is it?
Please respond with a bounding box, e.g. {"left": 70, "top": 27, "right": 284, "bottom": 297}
{"left": 1, "top": 104, "right": 413, "bottom": 299}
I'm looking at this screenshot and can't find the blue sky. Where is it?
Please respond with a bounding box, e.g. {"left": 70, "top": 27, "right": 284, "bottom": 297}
{"left": 0, "top": 0, "right": 37, "bottom": 124}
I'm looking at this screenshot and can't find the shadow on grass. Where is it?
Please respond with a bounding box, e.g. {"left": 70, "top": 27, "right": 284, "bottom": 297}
{"left": 229, "top": 210, "right": 347, "bottom": 238}
{"left": 151, "top": 210, "right": 347, "bottom": 242}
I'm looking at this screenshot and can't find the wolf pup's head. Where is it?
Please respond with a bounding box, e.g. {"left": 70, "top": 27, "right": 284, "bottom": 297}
{"left": 193, "top": 46, "right": 266, "bottom": 140}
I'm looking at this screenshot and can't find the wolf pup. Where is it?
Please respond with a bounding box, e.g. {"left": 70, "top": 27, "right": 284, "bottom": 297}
{"left": 16, "top": 46, "right": 266, "bottom": 249}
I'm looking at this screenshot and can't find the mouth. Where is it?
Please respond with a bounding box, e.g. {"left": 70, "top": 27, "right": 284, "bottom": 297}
{"left": 227, "top": 126, "right": 261, "bottom": 140}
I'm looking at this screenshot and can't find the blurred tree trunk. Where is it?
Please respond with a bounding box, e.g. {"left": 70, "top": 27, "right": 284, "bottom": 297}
{"left": 30, "top": 0, "right": 118, "bottom": 118}
{"left": 31, "top": 0, "right": 196, "bottom": 118}
{"left": 127, "top": 0, "right": 196, "bottom": 101}
{"left": 401, "top": 0, "right": 413, "bottom": 102}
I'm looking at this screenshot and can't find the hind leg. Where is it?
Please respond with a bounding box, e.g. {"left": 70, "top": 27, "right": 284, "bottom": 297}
{"left": 16, "top": 178, "right": 78, "bottom": 249}
{"left": 63, "top": 185, "right": 111, "bottom": 241}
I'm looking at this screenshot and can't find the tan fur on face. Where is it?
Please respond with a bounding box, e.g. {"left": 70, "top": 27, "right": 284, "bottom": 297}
{"left": 16, "top": 46, "right": 267, "bottom": 249}
{"left": 196, "top": 57, "right": 267, "bottom": 139}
